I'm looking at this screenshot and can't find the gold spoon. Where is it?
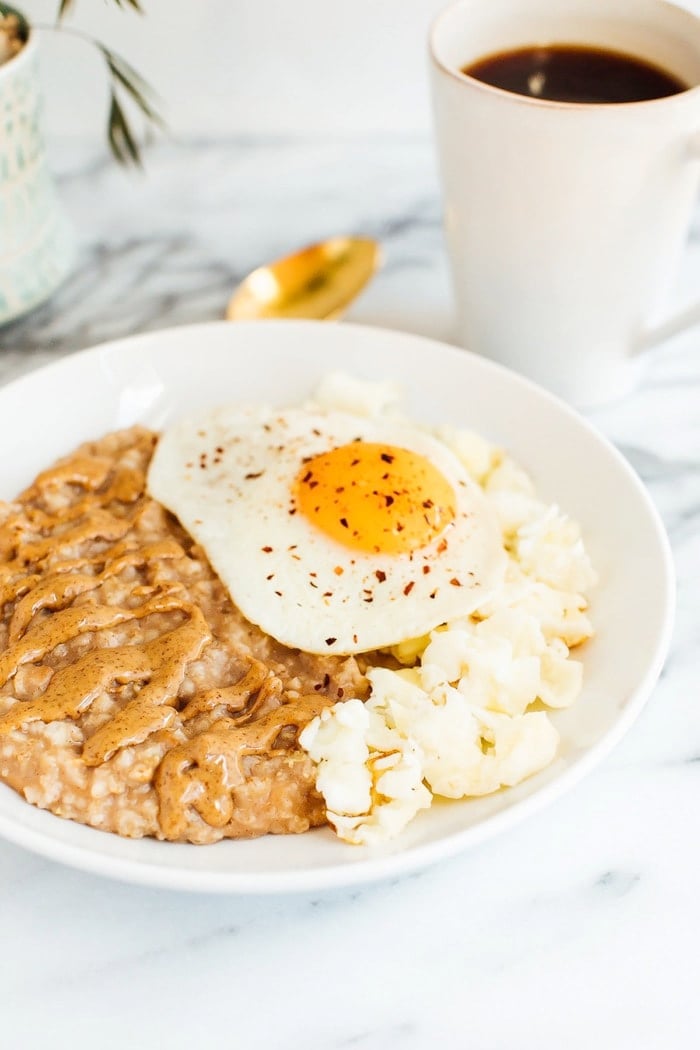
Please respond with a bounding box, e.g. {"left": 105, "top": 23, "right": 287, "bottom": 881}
{"left": 225, "top": 236, "right": 381, "bottom": 321}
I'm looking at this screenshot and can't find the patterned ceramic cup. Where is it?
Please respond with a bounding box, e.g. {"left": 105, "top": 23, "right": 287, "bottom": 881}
{"left": 0, "top": 27, "right": 74, "bottom": 326}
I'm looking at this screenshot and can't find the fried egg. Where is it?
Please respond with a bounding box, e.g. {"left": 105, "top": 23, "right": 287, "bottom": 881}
{"left": 147, "top": 404, "right": 506, "bottom": 654}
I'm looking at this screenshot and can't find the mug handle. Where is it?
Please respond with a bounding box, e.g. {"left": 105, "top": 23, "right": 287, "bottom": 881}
{"left": 635, "top": 132, "right": 700, "bottom": 352}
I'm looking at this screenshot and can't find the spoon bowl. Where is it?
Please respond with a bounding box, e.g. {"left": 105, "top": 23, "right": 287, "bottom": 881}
{"left": 226, "top": 236, "right": 381, "bottom": 321}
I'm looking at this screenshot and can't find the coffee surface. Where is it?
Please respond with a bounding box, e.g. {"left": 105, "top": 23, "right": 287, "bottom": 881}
{"left": 462, "top": 44, "right": 687, "bottom": 104}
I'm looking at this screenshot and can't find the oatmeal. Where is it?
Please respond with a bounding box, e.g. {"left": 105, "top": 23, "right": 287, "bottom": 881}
{"left": 0, "top": 428, "right": 369, "bottom": 843}
{"left": 0, "top": 375, "right": 597, "bottom": 848}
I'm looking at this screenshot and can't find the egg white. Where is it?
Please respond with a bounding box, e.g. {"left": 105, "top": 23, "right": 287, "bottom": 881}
{"left": 147, "top": 405, "right": 506, "bottom": 654}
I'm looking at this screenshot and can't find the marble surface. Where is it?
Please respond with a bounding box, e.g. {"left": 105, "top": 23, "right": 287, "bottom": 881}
{"left": 0, "top": 138, "right": 698, "bottom": 1049}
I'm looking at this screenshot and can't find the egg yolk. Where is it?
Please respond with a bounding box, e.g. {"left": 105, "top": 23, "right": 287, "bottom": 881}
{"left": 294, "top": 441, "right": 456, "bottom": 554}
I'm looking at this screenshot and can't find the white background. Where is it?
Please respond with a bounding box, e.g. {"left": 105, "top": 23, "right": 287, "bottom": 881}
{"left": 24, "top": 0, "right": 700, "bottom": 145}
{"left": 29, "top": 0, "right": 448, "bottom": 142}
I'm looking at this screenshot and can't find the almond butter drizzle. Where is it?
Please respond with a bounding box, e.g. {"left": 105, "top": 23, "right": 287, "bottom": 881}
{"left": 7, "top": 538, "right": 184, "bottom": 642}
{"left": 179, "top": 660, "right": 274, "bottom": 721}
{"left": 0, "top": 430, "right": 335, "bottom": 840}
{"left": 24, "top": 455, "right": 113, "bottom": 496}
{"left": 0, "top": 590, "right": 192, "bottom": 691}
{"left": 156, "top": 694, "right": 328, "bottom": 839}
{"left": 0, "top": 441, "right": 218, "bottom": 774}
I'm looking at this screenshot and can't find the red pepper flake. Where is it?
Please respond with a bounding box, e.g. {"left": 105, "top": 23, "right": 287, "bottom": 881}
{"left": 266, "top": 573, "right": 275, "bottom": 580}
{"left": 437, "top": 539, "right": 448, "bottom": 553}
{"left": 313, "top": 682, "right": 323, "bottom": 691}
{"left": 422, "top": 499, "right": 434, "bottom": 509}
{"left": 302, "top": 470, "right": 313, "bottom": 484}
{"left": 301, "top": 454, "right": 313, "bottom": 463}
{"left": 382, "top": 472, "right": 389, "bottom": 480}
{"left": 325, "top": 639, "right": 336, "bottom": 647}
{"left": 396, "top": 523, "right": 405, "bottom": 532}
{"left": 375, "top": 570, "right": 387, "bottom": 582}
{"left": 309, "top": 571, "right": 317, "bottom": 577}
{"left": 262, "top": 546, "right": 273, "bottom": 553}
{"left": 430, "top": 589, "right": 438, "bottom": 599}
{"left": 323, "top": 591, "right": 333, "bottom": 598}
{"left": 312, "top": 428, "right": 321, "bottom": 436}
{"left": 353, "top": 633, "right": 358, "bottom": 644}
{"left": 334, "top": 566, "right": 344, "bottom": 576}
{"left": 323, "top": 674, "right": 330, "bottom": 688}
{"left": 339, "top": 517, "right": 349, "bottom": 529}
{"left": 309, "top": 480, "right": 319, "bottom": 489}
{"left": 335, "top": 486, "right": 345, "bottom": 494}
{"left": 309, "top": 580, "right": 318, "bottom": 588}
{"left": 275, "top": 590, "right": 283, "bottom": 597}
{"left": 289, "top": 508, "right": 297, "bottom": 516}
{"left": 423, "top": 565, "right": 431, "bottom": 575}
{"left": 403, "top": 581, "right": 415, "bottom": 596}
{"left": 215, "top": 446, "right": 224, "bottom": 454}
{"left": 363, "top": 595, "right": 374, "bottom": 603}
{"left": 450, "top": 577, "right": 461, "bottom": 587}
{"left": 288, "top": 544, "right": 298, "bottom": 550}
{"left": 337, "top": 687, "right": 344, "bottom": 699}
{"left": 384, "top": 495, "right": 395, "bottom": 507}
{"left": 244, "top": 471, "right": 264, "bottom": 480}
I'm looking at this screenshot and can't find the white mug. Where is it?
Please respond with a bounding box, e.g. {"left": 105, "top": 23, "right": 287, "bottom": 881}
{"left": 429, "top": 0, "right": 700, "bottom": 406}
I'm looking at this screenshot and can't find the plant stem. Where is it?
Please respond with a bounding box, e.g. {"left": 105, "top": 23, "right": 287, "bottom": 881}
{"left": 33, "top": 19, "right": 162, "bottom": 166}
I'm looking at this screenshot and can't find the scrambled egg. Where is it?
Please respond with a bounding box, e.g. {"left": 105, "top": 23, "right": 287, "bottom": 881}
{"left": 299, "top": 377, "right": 597, "bottom": 845}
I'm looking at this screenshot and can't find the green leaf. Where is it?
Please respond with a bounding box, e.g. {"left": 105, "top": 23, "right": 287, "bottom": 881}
{"left": 102, "top": 46, "right": 159, "bottom": 102}
{"left": 58, "top": 0, "right": 141, "bottom": 17}
{"left": 48, "top": 8, "right": 163, "bottom": 168}
{"left": 106, "top": 60, "right": 163, "bottom": 124}
{"left": 108, "top": 91, "right": 142, "bottom": 167}
{"left": 100, "top": 44, "right": 165, "bottom": 166}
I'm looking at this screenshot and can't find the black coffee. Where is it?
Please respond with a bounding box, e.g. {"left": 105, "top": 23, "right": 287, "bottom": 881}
{"left": 462, "top": 44, "right": 687, "bottom": 104}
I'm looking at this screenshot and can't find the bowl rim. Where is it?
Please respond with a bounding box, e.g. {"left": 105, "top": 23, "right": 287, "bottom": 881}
{"left": 0, "top": 320, "right": 676, "bottom": 892}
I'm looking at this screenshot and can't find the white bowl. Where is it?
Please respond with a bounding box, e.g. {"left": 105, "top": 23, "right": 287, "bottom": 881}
{"left": 0, "top": 321, "right": 674, "bottom": 892}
